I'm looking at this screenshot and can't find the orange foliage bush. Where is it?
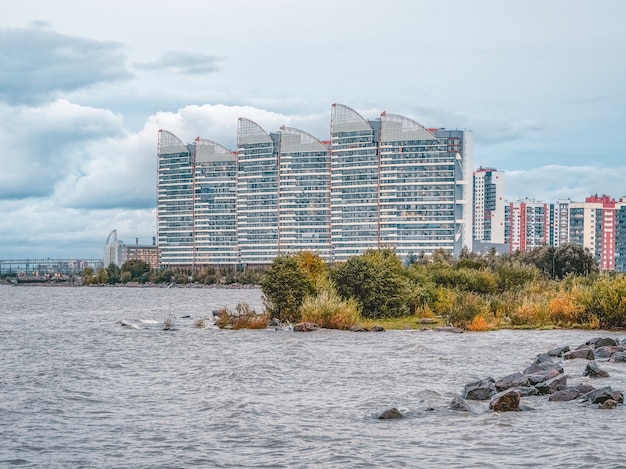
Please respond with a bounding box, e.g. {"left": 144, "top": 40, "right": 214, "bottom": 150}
{"left": 466, "top": 314, "right": 490, "bottom": 331}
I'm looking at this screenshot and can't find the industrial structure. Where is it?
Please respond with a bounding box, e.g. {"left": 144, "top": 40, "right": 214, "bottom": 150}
{"left": 157, "top": 103, "right": 473, "bottom": 268}
{"left": 103, "top": 229, "right": 159, "bottom": 269}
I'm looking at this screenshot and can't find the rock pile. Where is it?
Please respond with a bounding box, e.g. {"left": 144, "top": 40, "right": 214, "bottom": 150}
{"left": 451, "top": 336, "right": 625, "bottom": 413}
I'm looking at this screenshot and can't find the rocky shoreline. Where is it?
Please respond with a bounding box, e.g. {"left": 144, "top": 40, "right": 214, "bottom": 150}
{"left": 378, "top": 336, "right": 625, "bottom": 419}
{"left": 456, "top": 336, "right": 625, "bottom": 412}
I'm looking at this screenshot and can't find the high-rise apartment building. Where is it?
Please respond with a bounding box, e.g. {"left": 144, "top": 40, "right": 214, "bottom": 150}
{"left": 473, "top": 167, "right": 505, "bottom": 245}
{"left": 505, "top": 199, "right": 552, "bottom": 252}
{"left": 157, "top": 104, "right": 473, "bottom": 267}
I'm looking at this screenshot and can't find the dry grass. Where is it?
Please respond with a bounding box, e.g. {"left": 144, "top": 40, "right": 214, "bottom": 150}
{"left": 300, "top": 289, "right": 361, "bottom": 330}
{"left": 215, "top": 303, "right": 270, "bottom": 330}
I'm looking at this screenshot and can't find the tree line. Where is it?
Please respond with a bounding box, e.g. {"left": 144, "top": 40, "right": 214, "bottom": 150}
{"left": 261, "top": 244, "right": 626, "bottom": 330}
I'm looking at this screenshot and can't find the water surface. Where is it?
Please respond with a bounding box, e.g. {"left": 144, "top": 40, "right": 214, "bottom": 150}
{"left": 1, "top": 285, "right": 625, "bottom": 468}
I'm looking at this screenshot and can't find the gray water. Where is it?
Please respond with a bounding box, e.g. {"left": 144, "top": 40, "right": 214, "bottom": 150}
{"left": 1, "top": 285, "right": 625, "bottom": 468}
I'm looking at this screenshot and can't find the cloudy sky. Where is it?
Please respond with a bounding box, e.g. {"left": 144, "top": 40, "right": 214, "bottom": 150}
{"left": 1, "top": 0, "right": 625, "bottom": 259}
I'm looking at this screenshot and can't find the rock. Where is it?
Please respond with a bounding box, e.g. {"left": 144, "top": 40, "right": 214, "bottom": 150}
{"left": 270, "top": 317, "right": 292, "bottom": 330}
{"left": 548, "top": 384, "right": 595, "bottom": 402}
{"left": 489, "top": 389, "right": 521, "bottom": 412}
{"left": 463, "top": 377, "right": 496, "bottom": 400}
{"left": 586, "top": 337, "right": 618, "bottom": 348}
{"left": 549, "top": 388, "right": 584, "bottom": 402}
{"left": 582, "top": 386, "right": 624, "bottom": 405}
{"left": 536, "top": 374, "right": 568, "bottom": 395}
{"left": 293, "top": 322, "right": 320, "bottom": 332}
{"left": 547, "top": 345, "right": 570, "bottom": 357}
{"left": 434, "top": 326, "right": 464, "bottom": 333}
{"left": 523, "top": 361, "right": 563, "bottom": 376}
{"left": 449, "top": 396, "right": 473, "bottom": 412}
{"left": 518, "top": 386, "right": 540, "bottom": 397}
{"left": 583, "top": 361, "right": 610, "bottom": 378}
{"left": 371, "top": 325, "right": 385, "bottom": 332}
{"left": 118, "top": 320, "right": 139, "bottom": 329}
{"left": 599, "top": 399, "right": 618, "bottom": 409}
{"left": 594, "top": 346, "right": 622, "bottom": 359}
{"left": 495, "top": 372, "right": 530, "bottom": 392}
{"left": 378, "top": 407, "right": 403, "bottom": 419}
{"left": 609, "top": 352, "right": 626, "bottom": 363}
{"left": 349, "top": 325, "right": 368, "bottom": 332}
{"left": 563, "top": 348, "right": 595, "bottom": 360}
{"left": 534, "top": 353, "right": 553, "bottom": 364}
{"left": 526, "top": 368, "right": 561, "bottom": 385}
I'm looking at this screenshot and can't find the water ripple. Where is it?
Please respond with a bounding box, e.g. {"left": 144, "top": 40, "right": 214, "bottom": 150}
{"left": 1, "top": 285, "right": 626, "bottom": 468}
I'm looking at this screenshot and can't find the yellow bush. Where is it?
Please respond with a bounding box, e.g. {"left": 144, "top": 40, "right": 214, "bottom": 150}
{"left": 548, "top": 292, "right": 582, "bottom": 326}
{"left": 511, "top": 301, "right": 550, "bottom": 327}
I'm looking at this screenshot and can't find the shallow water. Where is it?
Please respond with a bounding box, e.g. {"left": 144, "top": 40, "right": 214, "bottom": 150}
{"left": 1, "top": 285, "right": 625, "bottom": 468}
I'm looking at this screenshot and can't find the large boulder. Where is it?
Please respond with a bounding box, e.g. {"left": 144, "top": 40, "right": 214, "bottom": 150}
{"left": 594, "top": 346, "right": 622, "bottom": 359}
{"left": 526, "top": 368, "right": 561, "bottom": 385}
{"left": 586, "top": 337, "right": 618, "bottom": 348}
{"left": 609, "top": 352, "right": 626, "bottom": 363}
{"left": 583, "top": 361, "right": 610, "bottom": 378}
{"left": 495, "top": 372, "right": 530, "bottom": 392}
{"left": 599, "top": 399, "right": 619, "bottom": 409}
{"left": 534, "top": 353, "right": 554, "bottom": 364}
{"left": 582, "top": 387, "right": 624, "bottom": 405}
{"left": 523, "top": 361, "right": 563, "bottom": 376}
{"left": 449, "top": 396, "right": 473, "bottom": 412}
{"left": 536, "top": 374, "right": 568, "bottom": 395}
{"left": 489, "top": 389, "right": 521, "bottom": 412}
{"left": 378, "top": 407, "right": 404, "bottom": 419}
{"left": 563, "top": 348, "right": 595, "bottom": 360}
{"left": 547, "top": 345, "right": 570, "bottom": 357}
{"left": 463, "top": 377, "right": 496, "bottom": 400}
{"left": 549, "top": 384, "right": 595, "bottom": 402}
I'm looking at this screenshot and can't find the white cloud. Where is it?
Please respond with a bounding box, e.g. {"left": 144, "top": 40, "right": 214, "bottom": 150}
{"left": 0, "top": 100, "right": 124, "bottom": 200}
{"left": 505, "top": 165, "right": 626, "bottom": 203}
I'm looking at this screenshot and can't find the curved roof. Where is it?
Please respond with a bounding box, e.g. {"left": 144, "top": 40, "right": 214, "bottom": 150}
{"left": 105, "top": 229, "right": 117, "bottom": 245}
{"left": 331, "top": 103, "right": 372, "bottom": 134}
{"left": 194, "top": 138, "right": 236, "bottom": 163}
{"left": 379, "top": 112, "right": 437, "bottom": 142}
{"left": 158, "top": 129, "right": 188, "bottom": 155}
{"left": 237, "top": 118, "right": 272, "bottom": 146}
{"left": 279, "top": 126, "right": 329, "bottom": 153}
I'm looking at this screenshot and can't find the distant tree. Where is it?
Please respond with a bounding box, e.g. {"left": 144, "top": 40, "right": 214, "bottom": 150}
{"left": 121, "top": 259, "right": 150, "bottom": 282}
{"left": 81, "top": 267, "right": 94, "bottom": 285}
{"left": 261, "top": 255, "right": 313, "bottom": 322}
{"left": 106, "top": 263, "right": 121, "bottom": 284}
{"left": 430, "top": 248, "right": 454, "bottom": 265}
{"left": 553, "top": 243, "right": 598, "bottom": 279}
{"left": 94, "top": 267, "right": 109, "bottom": 284}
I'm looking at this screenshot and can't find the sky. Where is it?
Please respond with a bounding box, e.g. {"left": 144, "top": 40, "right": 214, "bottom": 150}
{"left": 1, "top": 0, "right": 625, "bottom": 259}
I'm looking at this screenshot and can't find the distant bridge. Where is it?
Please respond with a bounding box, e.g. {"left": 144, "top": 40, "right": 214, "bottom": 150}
{"left": 0, "top": 258, "right": 103, "bottom": 276}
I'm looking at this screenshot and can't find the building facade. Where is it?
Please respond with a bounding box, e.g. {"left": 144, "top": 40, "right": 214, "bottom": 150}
{"left": 157, "top": 104, "right": 473, "bottom": 267}
{"left": 505, "top": 199, "right": 552, "bottom": 252}
{"left": 502, "top": 194, "right": 626, "bottom": 272}
{"left": 472, "top": 167, "right": 505, "bottom": 245}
